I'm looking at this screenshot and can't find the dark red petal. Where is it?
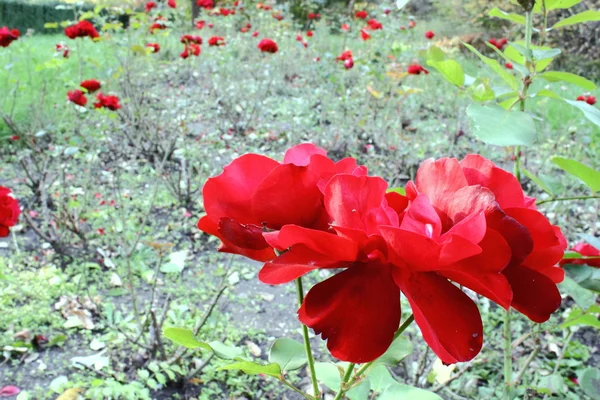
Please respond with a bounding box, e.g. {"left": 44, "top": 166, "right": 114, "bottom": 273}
{"left": 460, "top": 155, "right": 526, "bottom": 209}
{"left": 262, "top": 225, "right": 359, "bottom": 260}
{"left": 439, "top": 229, "right": 513, "bottom": 308}
{"left": 198, "top": 215, "right": 275, "bottom": 261}
{"left": 202, "top": 154, "right": 279, "bottom": 224}
{"left": 503, "top": 264, "right": 562, "bottom": 323}
{"left": 218, "top": 218, "right": 270, "bottom": 250}
{"left": 299, "top": 262, "right": 400, "bottom": 363}
{"left": 487, "top": 210, "right": 534, "bottom": 267}
{"left": 283, "top": 143, "right": 327, "bottom": 166}
{"left": 251, "top": 164, "right": 327, "bottom": 229}
{"left": 385, "top": 192, "right": 409, "bottom": 217}
{"left": 259, "top": 245, "right": 346, "bottom": 284}
{"left": 325, "top": 174, "right": 398, "bottom": 235}
{"left": 394, "top": 270, "right": 483, "bottom": 364}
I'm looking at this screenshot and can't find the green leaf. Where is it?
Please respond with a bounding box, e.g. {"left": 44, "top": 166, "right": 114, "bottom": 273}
{"left": 533, "top": 89, "right": 561, "bottom": 99}
{"left": 314, "top": 362, "right": 342, "bottom": 390}
{"left": 44, "top": 22, "right": 59, "bottom": 29}
{"left": 347, "top": 379, "right": 371, "bottom": 400}
{"left": 162, "top": 328, "right": 211, "bottom": 351}
{"left": 462, "top": 43, "right": 519, "bottom": 91}
{"left": 160, "top": 250, "right": 188, "bottom": 274}
{"left": 553, "top": 10, "right": 600, "bottom": 28}
{"left": 379, "top": 383, "right": 443, "bottom": 400}
{"left": 521, "top": 167, "right": 555, "bottom": 195}
{"left": 539, "top": 71, "right": 596, "bottom": 90}
{"left": 578, "top": 368, "right": 600, "bottom": 398}
{"left": 563, "top": 251, "right": 583, "bottom": 259}
{"left": 471, "top": 80, "right": 496, "bottom": 102}
{"left": 551, "top": 157, "right": 600, "bottom": 192}
{"left": 268, "top": 338, "right": 307, "bottom": 371}
{"left": 368, "top": 365, "right": 397, "bottom": 393}
{"left": 208, "top": 341, "right": 244, "bottom": 359}
{"left": 564, "top": 264, "right": 600, "bottom": 293}
{"left": 537, "top": 374, "right": 566, "bottom": 395}
{"left": 466, "top": 104, "right": 537, "bottom": 147}
{"left": 532, "top": 48, "right": 561, "bottom": 60}
{"left": 426, "top": 46, "right": 446, "bottom": 62}
{"left": 489, "top": 8, "right": 526, "bottom": 24}
{"left": 564, "top": 99, "right": 600, "bottom": 128}
{"left": 536, "top": 0, "right": 582, "bottom": 11}
{"left": 560, "top": 305, "right": 600, "bottom": 329}
{"left": 426, "top": 60, "right": 465, "bottom": 87}
{"left": 373, "top": 336, "right": 413, "bottom": 367}
{"left": 558, "top": 276, "right": 596, "bottom": 310}
{"left": 217, "top": 361, "right": 281, "bottom": 377}
{"left": 387, "top": 187, "right": 406, "bottom": 196}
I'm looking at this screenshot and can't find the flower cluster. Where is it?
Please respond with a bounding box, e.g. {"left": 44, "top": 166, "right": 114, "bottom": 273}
{"left": 0, "top": 27, "right": 20, "bottom": 48}
{"left": 64, "top": 21, "right": 99, "bottom": 40}
{"left": 94, "top": 93, "right": 121, "bottom": 110}
{"left": 0, "top": 186, "right": 20, "bottom": 237}
{"left": 336, "top": 50, "right": 354, "bottom": 70}
{"left": 68, "top": 80, "right": 103, "bottom": 107}
{"left": 198, "top": 144, "right": 566, "bottom": 364}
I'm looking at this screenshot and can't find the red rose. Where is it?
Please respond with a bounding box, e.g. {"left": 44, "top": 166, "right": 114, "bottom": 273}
{"left": 197, "top": 0, "right": 213, "bottom": 9}
{"left": 168, "top": 0, "right": 176, "bottom": 8}
{"left": 150, "top": 22, "right": 167, "bottom": 33}
{"left": 146, "top": 42, "right": 160, "bottom": 52}
{"left": 197, "top": 143, "right": 363, "bottom": 262}
{"left": 341, "top": 23, "right": 350, "bottom": 31}
{"left": 296, "top": 35, "right": 303, "bottom": 41}
{"left": 425, "top": 30, "right": 435, "bottom": 39}
{"left": 0, "top": 27, "right": 20, "bottom": 48}
{"left": 56, "top": 43, "right": 70, "bottom": 58}
{"left": 0, "top": 186, "right": 20, "bottom": 237}
{"left": 65, "top": 21, "right": 99, "bottom": 40}
{"left": 257, "top": 38, "right": 278, "bottom": 53}
{"left": 196, "top": 20, "right": 205, "bottom": 30}
{"left": 355, "top": 11, "right": 367, "bottom": 19}
{"left": 409, "top": 20, "right": 416, "bottom": 28}
{"left": 505, "top": 62, "right": 514, "bottom": 69}
{"left": 344, "top": 58, "right": 354, "bottom": 69}
{"left": 181, "top": 34, "right": 202, "bottom": 44}
{"left": 307, "top": 30, "right": 313, "bottom": 37}
{"left": 366, "top": 19, "right": 382, "bottom": 30}
{"left": 360, "top": 29, "right": 370, "bottom": 41}
{"left": 145, "top": 1, "right": 156, "bottom": 12}
{"left": 189, "top": 43, "right": 201, "bottom": 56}
{"left": 94, "top": 93, "right": 121, "bottom": 111}
{"left": 586, "top": 95, "right": 596, "bottom": 105}
{"left": 80, "top": 79, "right": 101, "bottom": 93}
{"left": 180, "top": 47, "right": 189, "bottom": 59}
{"left": 407, "top": 64, "right": 429, "bottom": 75}
{"left": 562, "top": 243, "right": 600, "bottom": 268}
{"left": 489, "top": 37, "right": 508, "bottom": 50}
{"left": 240, "top": 27, "right": 249, "bottom": 33}
{"left": 220, "top": 8, "right": 231, "bottom": 16}
{"left": 208, "top": 36, "right": 225, "bottom": 46}
{"left": 252, "top": 31, "right": 259, "bottom": 37}
{"left": 68, "top": 90, "right": 88, "bottom": 106}
{"left": 336, "top": 50, "right": 352, "bottom": 61}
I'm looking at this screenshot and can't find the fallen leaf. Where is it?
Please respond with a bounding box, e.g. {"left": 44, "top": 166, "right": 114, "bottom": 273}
{"left": 13, "top": 329, "right": 31, "bottom": 340}
{"left": 56, "top": 388, "right": 84, "bottom": 400}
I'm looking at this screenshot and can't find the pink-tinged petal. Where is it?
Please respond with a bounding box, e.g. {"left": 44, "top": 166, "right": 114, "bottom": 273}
{"left": 218, "top": 218, "right": 269, "bottom": 250}
{"left": 505, "top": 208, "right": 565, "bottom": 277}
{"left": 442, "top": 186, "right": 497, "bottom": 225}
{"left": 394, "top": 270, "right": 483, "bottom": 364}
{"left": 443, "top": 211, "right": 486, "bottom": 244}
{"left": 202, "top": 154, "right": 279, "bottom": 224}
{"left": 380, "top": 226, "right": 481, "bottom": 271}
{"left": 198, "top": 215, "right": 275, "bottom": 261}
{"left": 283, "top": 143, "right": 327, "bottom": 166}
{"left": 262, "top": 225, "right": 359, "bottom": 260}
{"left": 251, "top": 164, "right": 327, "bottom": 229}
{"left": 0, "top": 386, "right": 20, "bottom": 397}
{"left": 415, "top": 158, "right": 469, "bottom": 212}
{"left": 259, "top": 245, "right": 345, "bottom": 284}
{"left": 460, "top": 154, "right": 526, "bottom": 209}
{"left": 439, "top": 229, "right": 513, "bottom": 308}
{"left": 325, "top": 175, "right": 398, "bottom": 235}
{"left": 401, "top": 195, "right": 442, "bottom": 239}
{"left": 299, "top": 262, "right": 400, "bottom": 363}
{"left": 503, "top": 264, "right": 562, "bottom": 323}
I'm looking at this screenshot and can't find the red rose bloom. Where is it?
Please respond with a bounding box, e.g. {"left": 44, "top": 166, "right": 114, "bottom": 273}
{"left": 489, "top": 38, "right": 508, "bottom": 50}
{"left": 189, "top": 43, "right": 201, "bottom": 56}
{"left": 68, "top": 90, "right": 87, "bottom": 106}
{"left": 220, "top": 8, "right": 231, "bottom": 16}
{"left": 197, "top": 0, "right": 214, "bottom": 9}
{"left": 252, "top": 31, "right": 259, "bottom": 37}
{"left": 367, "top": 19, "right": 382, "bottom": 30}
{"left": 409, "top": 20, "right": 416, "bottom": 28}
{"left": 341, "top": 23, "right": 350, "bottom": 31}
{"left": 196, "top": 20, "right": 205, "bottom": 30}
{"left": 425, "top": 30, "right": 435, "bottom": 39}
{"left": 146, "top": 42, "right": 160, "bottom": 52}
{"left": 360, "top": 29, "right": 371, "bottom": 41}
{"left": 355, "top": 11, "right": 367, "bottom": 19}
{"left": 336, "top": 50, "right": 352, "bottom": 62}
{"left": 587, "top": 95, "right": 597, "bottom": 105}
{"left": 150, "top": 22, "right": 167, "bottom": 33}
{"left": 64, "top": 21, "right": 99, "bottom": 40}
{"left": 168, "top": 0, "right": 177, "bottom": 8}
{"left": 56, "top": 43, "right": 70, "bottom": 58}
{"left": 257, "top": 38, "right": 278, "bottom": 53}
{"left": 0, "top": 27, "right": 20, "bottom": 48}
{"left": 562, "top": 243, "right": 600, "bottom": 268}
{"left": 505, "top": 62, "right": 514, "bottom": 69}
{"left": 208, "top": 36, "right": 225, "bottom": 46}
{"left": 344, "top": 58, "right": 354, "bottom": 69}
{"left": 145, "top": 1, "right": 156, "bottom": 12}
{"left": 80, "top": 79, "right": 101, "bottom": 93}
{"left": 94, "top": 93, "right": 121, "bottom": 111}
{"left": 307, "top": 30, "right": 313, "bottom": 37}
{"left": 181, "top": 34, "right": 202, "bottom": 44}
{"left": 407, "top": 64, "right": 429, "bottom": 75}
{"left": 296, "top": 35, "right": 303, "bottom": 41}
{"left": 197, "top": 143, "right": 364, "bottom": 262}
{"left": 0, "top": 186, "right": 20, "bottom": 237}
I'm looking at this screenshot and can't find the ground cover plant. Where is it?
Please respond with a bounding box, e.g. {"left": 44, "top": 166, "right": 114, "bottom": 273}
{"left": 0, "top": 0, "right": 599, "bottom": 399}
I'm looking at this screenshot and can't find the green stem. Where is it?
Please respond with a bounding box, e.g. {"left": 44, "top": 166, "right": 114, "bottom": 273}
{"left": 504, "top": 309, "right": 513, "bottom": 400}
{"left": 515, "top": 11, "right": 534, "bottom": 184}
{"left": 333, "top": 363, "right": 356, "bottom": 400}
{"left": 335, "top": 315, "right": 415, "bottom": 399}
{"left": 536, "top": 195, "right": 600, "bottom": 205}
{"left": 296, "top": 278, "right": 320, "bottom": 399}
{"left": 541, "top": 0, "right": 548, "bottom": 45}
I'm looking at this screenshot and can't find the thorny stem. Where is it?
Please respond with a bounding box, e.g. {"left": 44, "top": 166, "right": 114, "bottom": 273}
{"left": 536, "top": 195, "right": 600, "bottom": 205}
{"left": 335, "top": 315, "right": 415, "bottom": 400}
{"left": 296, "top": 278, "right": 320, "bottom": 399}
